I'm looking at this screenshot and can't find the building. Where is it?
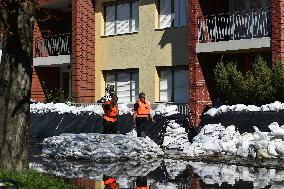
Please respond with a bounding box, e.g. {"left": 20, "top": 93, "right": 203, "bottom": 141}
{"left": 31, "top": 0, "right": 283, "bottom": 126}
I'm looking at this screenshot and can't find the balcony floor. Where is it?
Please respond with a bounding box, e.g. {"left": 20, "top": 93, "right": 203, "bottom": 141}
{"left": 197, "top": 37, "right": 271, "bottom": 53}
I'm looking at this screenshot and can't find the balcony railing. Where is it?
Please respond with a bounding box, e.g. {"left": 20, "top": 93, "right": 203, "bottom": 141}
{"left": 197, "top": 8, "right": 271, "bottom": 43}
{"left": 34, "top": 33, "right": 71, "bottom": 57}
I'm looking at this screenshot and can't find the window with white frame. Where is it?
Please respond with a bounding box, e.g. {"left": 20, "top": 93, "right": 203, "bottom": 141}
{"left": 159, "top": 0, "right": 188, "bottom": 29}
{"left": 104, "top": 1, "right": 139, "bottom": 36}
{"left": 105, "top": 71, "right": 139, "bottom": 103}
{"left": 159, "top": 69, "right": 188, "bottom": 103}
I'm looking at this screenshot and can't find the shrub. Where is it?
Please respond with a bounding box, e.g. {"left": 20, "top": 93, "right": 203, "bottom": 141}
{"left": 214, "top": 56, "right": 284, "bottom": 105}
{"left": 41, "top": 81, "right": 66, "bottom": 103}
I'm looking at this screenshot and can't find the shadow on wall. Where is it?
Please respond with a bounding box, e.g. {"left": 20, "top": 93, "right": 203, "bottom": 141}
{"left": 158, "top": 26, "right": 188, "bottom": 67}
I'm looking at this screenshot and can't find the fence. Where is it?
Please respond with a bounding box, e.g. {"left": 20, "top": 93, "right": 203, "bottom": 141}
{"left": 198, "top": 8, "right": 271, "bottom": 43}
{"left": 69, "top": 102, "right": 189, "bottom": 116}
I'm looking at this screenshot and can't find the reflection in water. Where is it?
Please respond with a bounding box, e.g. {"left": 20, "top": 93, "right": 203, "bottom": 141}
{"left": 29, "top": 156, "right": 284, "bottom": 189}
{"left": 29, "top": 139, "right": 284, "bottom": 189}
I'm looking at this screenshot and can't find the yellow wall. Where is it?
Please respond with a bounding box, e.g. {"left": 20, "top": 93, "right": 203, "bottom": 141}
{"left": 95, "top": 0, "right": 188, "bottom": 102}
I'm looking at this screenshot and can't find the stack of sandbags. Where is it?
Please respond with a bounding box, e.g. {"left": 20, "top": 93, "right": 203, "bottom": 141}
{"left": 42, "top": 133, "right": 164, "bottom": 162}
{"left": 162, "top": 120, "right": 191, "bottom": 150}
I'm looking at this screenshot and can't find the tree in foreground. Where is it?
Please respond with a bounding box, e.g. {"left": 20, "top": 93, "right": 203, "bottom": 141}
{"left": 0, "top": 0, "right": 36, "bottom": 170}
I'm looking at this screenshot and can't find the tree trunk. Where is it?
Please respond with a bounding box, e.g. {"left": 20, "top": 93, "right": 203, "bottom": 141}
{"left": 0, "top": 0, "right": 35, "bottom": 170}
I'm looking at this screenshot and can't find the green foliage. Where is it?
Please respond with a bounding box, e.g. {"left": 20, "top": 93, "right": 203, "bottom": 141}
{"left": 41, "top": 81, "right": 66, "bottom": 103}
{"left": 0, "top": 169, "right": 80, "bottom": 189}
{"left": 214, "top": 56, "right": 284, "bottom": 105}
{"left": 272, "top": 60, "right": 284, "bottom": 102}
{"left": 105, "top": 84, "right": 115, "bottom": 97}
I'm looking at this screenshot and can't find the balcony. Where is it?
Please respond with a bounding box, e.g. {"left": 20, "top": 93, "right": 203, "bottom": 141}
{"left": 196, "top": 8, "right": 271, "bottom": 53}
{"left": 33, "top": 33, "right": 71, "bottom": 66}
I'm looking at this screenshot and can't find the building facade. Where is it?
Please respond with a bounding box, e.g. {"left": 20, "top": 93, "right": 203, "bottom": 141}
{"left": 31, "top": 0, "right": 284, "bottom": 126}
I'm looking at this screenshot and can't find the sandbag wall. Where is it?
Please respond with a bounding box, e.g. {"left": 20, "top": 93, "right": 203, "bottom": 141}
{"left": 30, "top": 113, "right": 189, "bottom": 146}
{"left": 201, "top": 111, "right": 284, "bottom": 133}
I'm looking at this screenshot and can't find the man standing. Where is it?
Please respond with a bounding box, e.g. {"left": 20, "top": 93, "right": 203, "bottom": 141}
{"left": 133, "top": 92, "right": 154, "bottom": 137}
{"left": 102, "top": 95, "right": 119, "bottom": 134}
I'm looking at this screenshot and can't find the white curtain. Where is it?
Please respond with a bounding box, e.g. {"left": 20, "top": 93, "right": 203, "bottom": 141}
{"left": 105, "top": 5, "right": 116, "bottom": 35}
{"left": 131, "top": 1, "right": 139, "bottom": 32}
{"left": 173, "top": 70, "right": 188, "bottom": 103}
{"left": 160, "top": 0, "right": 172, "bottom": 28}
{"left": 117, "top": 72, "right": 131, "bottom": 103}
{"left": 160, "top": 70, "right": 172, "bottom": 102}
{"left": 116, "top": 3, "right": 130, "bottom": 34}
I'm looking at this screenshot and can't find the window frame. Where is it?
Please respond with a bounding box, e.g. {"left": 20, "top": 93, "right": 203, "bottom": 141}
{"left": 103, "top": 0, "right": 139, "bottom": 36}
{"left": 104, "top": 70, "right": 139, "bottom": 103}
{"left": 158, "top": 0, "right": 188, "bottom": 29}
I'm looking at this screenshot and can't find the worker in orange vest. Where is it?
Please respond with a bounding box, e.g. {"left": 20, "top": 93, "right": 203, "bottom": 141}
{"left": 103, "top": 175, "right": 119, "bottom": 189}
{"left": 135, "top": 176, "right": 148, "bottom": 189}
{"left": 133, "top": 92, "right": 154, "bottom": 137}
{"left": 102, "top": 95, "right": 119, "bottom": 134}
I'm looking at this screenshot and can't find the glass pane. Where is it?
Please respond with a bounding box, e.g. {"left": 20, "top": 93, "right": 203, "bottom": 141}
{"left": 173, "top": 70, "right": 188, "bottom": 103}
{"left": 116, "top": 3, "right": 130, "bottom": 34}
{"left": 105, "top": 73, "right": 115, "bottom": 96}
{"left": 131, "top": 1, "right": 139, "bottom": 32}
{"left": 179, "top": 0, "right": 188, "bottom": 26}
{"left": 159, "top": 70, "right": 172, "bottom": 102}
{"left": 174, "top": 0, "right": 180, "bottom": 27}
{"left": 131, "top": 72, "right": 139, "bottom": 102}
{"left": 160, "top": 0, "right": 172, "bottom": 28}
{"left": 105, "top": 5, "right": 116, "bottom": 35}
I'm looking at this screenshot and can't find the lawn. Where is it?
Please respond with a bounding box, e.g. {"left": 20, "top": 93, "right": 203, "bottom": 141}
{"left": 0, "top": 169, "right": 80, "bottom": 189}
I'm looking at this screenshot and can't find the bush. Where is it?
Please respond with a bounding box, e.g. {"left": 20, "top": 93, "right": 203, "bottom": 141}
{"left": 41, "top": 81, "right": 66, "bottom": 103}
{"left": 214, "top": 56, "right": 284, "bottom": 105}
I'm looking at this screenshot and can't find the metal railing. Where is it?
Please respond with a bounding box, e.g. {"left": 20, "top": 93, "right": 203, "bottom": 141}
{"left": 68, "top": 102, "right": 190, "bottom": 116}
{"left": 197, "top": 8, "right": 271, "bottom": 43}
{"left": 34, "top": 33, "right": 71, "bottom": 57}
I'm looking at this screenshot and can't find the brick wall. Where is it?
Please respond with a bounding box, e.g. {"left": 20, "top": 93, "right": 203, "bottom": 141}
{"left": 272, "top": 0, "right": 284, "bottom": 63}
{"left": 71, "top": 0, "right": 96, "bottom": 103}
{"left": 188, "top": 0, "right": 212, "bottom": 127}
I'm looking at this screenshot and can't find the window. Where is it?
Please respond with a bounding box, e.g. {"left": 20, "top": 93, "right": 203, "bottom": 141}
{"left": 159, "top": 69, "right": 188, "bottom": 103}
{"left": 105, "top": 71, "right": 139, "bottom": 103}
{"left": 159, "top": 0, "right": 188, "bottom": 29}
{"left": 104, "top": 1, "right": 139, "bottom": 36}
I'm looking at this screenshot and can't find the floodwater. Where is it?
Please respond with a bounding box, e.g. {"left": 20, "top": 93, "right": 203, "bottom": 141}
{"left": 28, "top": 138, "right": 284, "bottom": 189}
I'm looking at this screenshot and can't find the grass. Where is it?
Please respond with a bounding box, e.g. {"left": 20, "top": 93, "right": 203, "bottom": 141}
{"left": 0, "top": 169, "right": 80, "bottom": 189}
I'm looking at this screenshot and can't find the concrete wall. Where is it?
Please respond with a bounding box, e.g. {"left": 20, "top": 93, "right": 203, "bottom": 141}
{"left": 94, "top": 0, "right": 188, "bottom": 102}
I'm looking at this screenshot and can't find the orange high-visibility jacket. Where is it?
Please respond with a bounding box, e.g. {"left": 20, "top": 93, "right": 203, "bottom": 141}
{"left": 136, "top": 99, "right": 150, "bottom": 118}
{"left": 103, "top": 101, "right": 118, "bottom": 122}
{"left": 136, "top": 187, "right": 149, "bottom": 189}
{"left": 104, "top": 177, "right": 118, "bottom": 189}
